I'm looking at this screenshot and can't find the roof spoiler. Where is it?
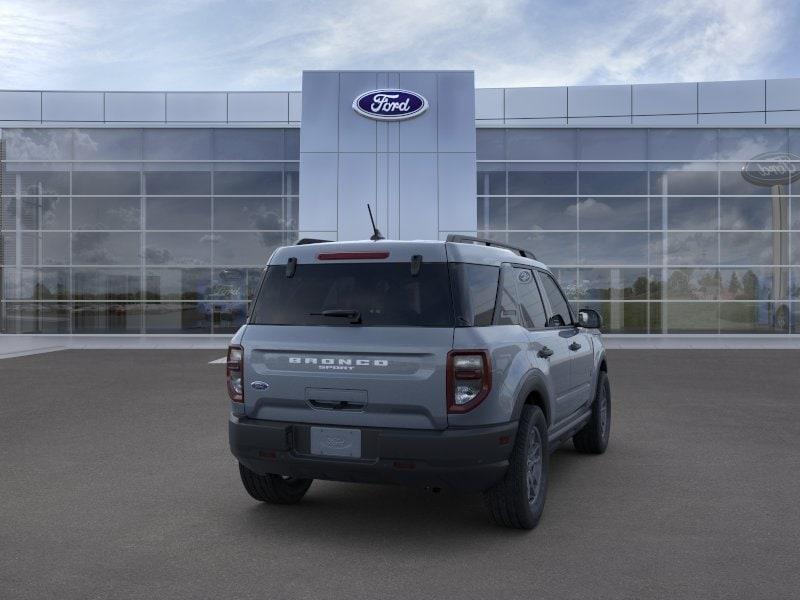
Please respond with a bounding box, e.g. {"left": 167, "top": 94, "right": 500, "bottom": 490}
{"left": 446, "top": 234, "right": 535, "bottom": 260}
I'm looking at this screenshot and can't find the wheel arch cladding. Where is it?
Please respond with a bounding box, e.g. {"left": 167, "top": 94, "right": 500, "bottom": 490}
{"left": 597, "top": 352, "right": 608, "bottom": 392}
{"left": 513, "top": 371, "right": 552, "bottom": 425}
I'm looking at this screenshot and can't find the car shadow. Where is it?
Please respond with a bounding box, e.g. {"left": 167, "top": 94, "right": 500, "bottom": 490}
{"left": 234, "top": 445, "right": 590, "bottom": 544}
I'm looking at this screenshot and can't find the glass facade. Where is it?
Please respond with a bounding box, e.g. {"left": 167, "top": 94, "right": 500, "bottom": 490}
{"left": 2, "top": 124, "right": 799, "bottom": 335}
{"left": 477, "top": 128, "right": 800, "bottom": 334}
{"left": 0, "top": 128, "right": 299, "bottom": 334}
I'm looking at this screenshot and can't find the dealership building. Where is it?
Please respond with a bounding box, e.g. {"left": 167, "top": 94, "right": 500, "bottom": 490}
{"left": 1, "top": 70, "right": 799, "bottom": 336}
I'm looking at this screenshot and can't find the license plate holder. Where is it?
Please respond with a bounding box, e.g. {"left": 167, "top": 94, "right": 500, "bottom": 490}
{"left": 310, "top": 427, "right": 362, "bottom": 458}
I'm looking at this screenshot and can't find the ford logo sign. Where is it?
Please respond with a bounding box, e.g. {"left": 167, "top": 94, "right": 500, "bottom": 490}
{"left": 741, "top": 152, "right": 800, "bottom": 187}
{"left": 251, "top": 381, "right": 269, "bottom": 390}
{"left": 353, "top": 89, "right": 428, "bottom": 121}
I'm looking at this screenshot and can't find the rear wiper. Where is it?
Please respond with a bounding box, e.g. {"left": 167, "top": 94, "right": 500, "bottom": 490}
{"left": 309, "top": 309, "right": 362, "bottom": 324}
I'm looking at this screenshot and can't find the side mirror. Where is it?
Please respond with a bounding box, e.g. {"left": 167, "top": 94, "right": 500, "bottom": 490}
{"left": 578, "top": 309, "right": 603, "bottom": 330}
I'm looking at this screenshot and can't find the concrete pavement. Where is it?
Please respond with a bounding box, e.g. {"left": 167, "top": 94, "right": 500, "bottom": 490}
{"left": 1, "top": 349, "right": 799, "bottom": 599}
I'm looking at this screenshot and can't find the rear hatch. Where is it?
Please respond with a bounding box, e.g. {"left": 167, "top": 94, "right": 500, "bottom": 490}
{"left": 242, "top": 242, "right": 453, "bottom": 430}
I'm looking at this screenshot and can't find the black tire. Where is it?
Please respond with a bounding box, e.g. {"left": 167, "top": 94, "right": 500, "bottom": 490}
{"left": 573, "top": 371, "right": 611, "bottom": 454}
{"left": 483, "top": 405, "right": 549, "bottom": 530}
{"left": 238, "top": 463, "right": 312, "bottom": 504}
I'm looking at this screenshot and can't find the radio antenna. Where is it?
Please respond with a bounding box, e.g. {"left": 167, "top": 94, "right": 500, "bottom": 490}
{"left": 367, "top": 204, "right": 384, "bottom": 241}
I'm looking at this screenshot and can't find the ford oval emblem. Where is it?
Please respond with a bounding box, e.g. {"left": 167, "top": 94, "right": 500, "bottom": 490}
{"left": 353, "top": 89, "right": 428, "bottom": 121}
{"left": 741, "top": 152, "right": 800, "bottom": 187}
{"left": 251, "top": 381, "right": 269, "bottom": 390}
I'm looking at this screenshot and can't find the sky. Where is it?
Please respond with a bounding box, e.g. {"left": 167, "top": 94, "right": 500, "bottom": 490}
{"left": 0, "top": 0, "right": 798, "bottom": 91}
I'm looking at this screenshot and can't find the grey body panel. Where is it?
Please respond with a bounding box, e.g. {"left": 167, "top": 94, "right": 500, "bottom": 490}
{"left": 449, "top": 325, "right": 531, "bottom": 427}
{"left": 525, "top": 328, "right": 574, "bottom": 422}
{"left": 242, "top": 325, "right": 452, "bottom": 430}
{"left": 567, "top": 329, "right": 595, "bottom": 406}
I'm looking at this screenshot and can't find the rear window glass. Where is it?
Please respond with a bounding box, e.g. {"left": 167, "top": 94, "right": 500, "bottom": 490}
{"left": 251, "top": 262, "right": 453, "bottom": 327}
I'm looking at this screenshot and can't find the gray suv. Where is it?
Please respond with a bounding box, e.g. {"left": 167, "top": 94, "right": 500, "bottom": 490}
{"left": 228, "top": 235, "right": 610, "bottom": 529}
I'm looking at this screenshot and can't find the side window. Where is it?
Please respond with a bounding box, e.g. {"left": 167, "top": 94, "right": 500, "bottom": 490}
{"left": 450, "top": 263, "right": 499, "bottom": 326}
{"left": 539, "top": 272, "right": 572, "bottom": 327}
{"left": 493, "top": 264, "right": 519, "bottom": 325}
{"left": 514, "top": 268, "right": 547, "bottom": 328}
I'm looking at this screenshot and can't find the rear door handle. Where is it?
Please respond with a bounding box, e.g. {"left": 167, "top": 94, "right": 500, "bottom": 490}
{"left": 538, "top": 346, "right": 554, "bottom": 358}
{"left": 569, "top": 342, "right": 581, "bottom": 351}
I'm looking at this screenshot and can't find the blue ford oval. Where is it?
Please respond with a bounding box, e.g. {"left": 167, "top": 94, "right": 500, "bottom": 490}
{"left": 353, "top": 89, "right": 428, "bottom": 121}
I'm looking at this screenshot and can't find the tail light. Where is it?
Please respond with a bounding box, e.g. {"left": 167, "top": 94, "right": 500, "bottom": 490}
{"left": 447, "top": 350, "right": 491, "bottom": 413}
{"left": 227, "top": 345, "right": 244, "bottom": 402}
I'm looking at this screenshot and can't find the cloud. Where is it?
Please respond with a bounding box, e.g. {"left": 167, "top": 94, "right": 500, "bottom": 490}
{"left": 0, "top": 0, "right": 795, "bottom": 90}
{"left": 0, "top": 1, "right": 92, "bottom": 86}
{"left": 568, "top": 198, "right": 613, "bottom": 219}
{"left": 467, "top": 0, "right": 793, "bottom": 87}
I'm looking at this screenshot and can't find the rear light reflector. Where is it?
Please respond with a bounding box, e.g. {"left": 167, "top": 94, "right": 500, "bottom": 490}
{"left": 317, "top": 251, "right": 390, "bottom": 260}
{"left": 227, "top": 345, "right": 244, "bottom": 402}
{"left": 447, "top": 350, "right": 491, "bottom": 413}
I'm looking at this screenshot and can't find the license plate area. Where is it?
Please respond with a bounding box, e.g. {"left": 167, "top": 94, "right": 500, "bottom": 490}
{"left": 310, "top": 426, "right": 362, "bottom": 458}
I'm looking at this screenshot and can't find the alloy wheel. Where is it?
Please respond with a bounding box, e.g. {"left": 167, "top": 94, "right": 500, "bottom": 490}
{"left": 526, "top": 427, "right": 543, "bottom": 504}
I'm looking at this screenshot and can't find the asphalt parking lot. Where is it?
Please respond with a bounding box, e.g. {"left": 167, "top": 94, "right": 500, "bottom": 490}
{"left": 2, "top": 349, "right": 799, "bottom": 600}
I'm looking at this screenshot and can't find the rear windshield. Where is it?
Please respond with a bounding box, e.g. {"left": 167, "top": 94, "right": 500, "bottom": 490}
{"left": 251, "top": 262, "right": 454, "bottom": 327}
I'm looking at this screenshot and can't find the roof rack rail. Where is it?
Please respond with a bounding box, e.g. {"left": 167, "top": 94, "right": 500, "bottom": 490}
{"left": 446, "top": 234, "right": 536, "bottom": 260}
{"left": 296, "top": 238, "right": 332, "bottom": 245}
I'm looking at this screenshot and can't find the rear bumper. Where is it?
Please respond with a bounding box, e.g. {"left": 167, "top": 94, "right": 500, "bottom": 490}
{"left": 229, "top": 415, "right": 517, "bottom": 492}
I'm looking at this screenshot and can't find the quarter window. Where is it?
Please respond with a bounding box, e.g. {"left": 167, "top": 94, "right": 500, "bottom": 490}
{"left": 449, "top": 263, "right": 499, "bottom": 326}
{"left": 494, "top": 265, "right": 519, "bottom": 326}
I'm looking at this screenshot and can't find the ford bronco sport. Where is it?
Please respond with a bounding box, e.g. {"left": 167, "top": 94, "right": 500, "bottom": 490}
{"left": 228, "top": 235, "right": 610, "bottom": 529}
